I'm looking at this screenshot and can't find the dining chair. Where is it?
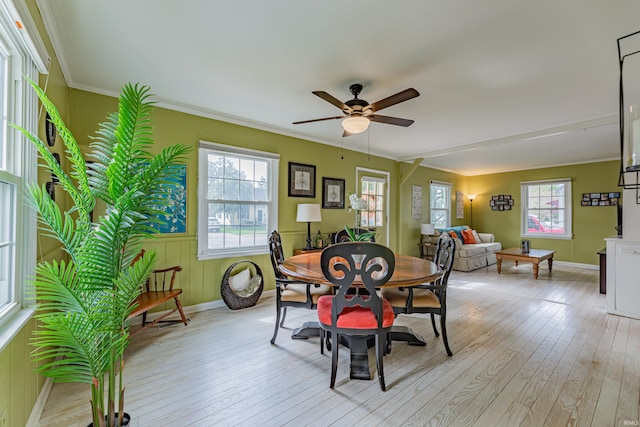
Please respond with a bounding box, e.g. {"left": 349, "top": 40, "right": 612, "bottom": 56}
{"left": 317, "top": 242, "right": 396, "bottom": 391}
{"left": 381, "top": 232, "right": 456, "bottom": 356}
{"left": 269, "top": 230, "right": 332, "bottom": 344}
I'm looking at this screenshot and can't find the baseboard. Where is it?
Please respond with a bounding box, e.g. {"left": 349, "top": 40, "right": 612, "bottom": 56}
{"left": 553, "top": 260, "right": 599, "bottom": 270}
{"left": 26, "top": 377, "right": 53, "bottom": 427}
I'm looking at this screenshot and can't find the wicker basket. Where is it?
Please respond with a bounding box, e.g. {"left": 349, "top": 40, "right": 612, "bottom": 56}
{"left": 221, "top": 260, "right": 264, "bottom": 310}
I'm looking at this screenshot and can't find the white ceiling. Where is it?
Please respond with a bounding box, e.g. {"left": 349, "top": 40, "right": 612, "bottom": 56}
{"left": 35, "top": 0, "right": 640, "bottom": 176}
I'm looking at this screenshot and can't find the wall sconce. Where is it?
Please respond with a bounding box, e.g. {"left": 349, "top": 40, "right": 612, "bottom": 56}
{"left": 296, "top": 204, "right": 322, "bottom": 250}
{"left": 617, "top": 30, "right": 640, "bottom": 199}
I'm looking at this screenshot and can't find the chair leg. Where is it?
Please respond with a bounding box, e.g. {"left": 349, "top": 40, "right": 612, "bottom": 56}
{"left": 440, "top": 314, "right": 453, "bottom": 356}
{"left": 174, "top": 298, "right": 188, "bottom": 325}
{"left": 330, "top": 331, "right": 339, "bottom": 389}
{"left": 430, "top": 313, "right": 440, "bottom": 337}
{"left": 141, "top": 311, "right": 147, "bottom": 327}
{"left": 376, "top": 333, "right": 387, "bottom": 391}
{"left": 270, "top": 305, "right": 282, "bottom": 345}
{"left": 320, "top": 328, "right": 324, "bottom": 354}
{"left": 279, "top": 306, "right": 288, "bottom": 327}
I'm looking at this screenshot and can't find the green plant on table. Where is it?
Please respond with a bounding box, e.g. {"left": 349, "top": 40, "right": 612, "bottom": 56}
{"left": 13, "top": 79, "right": 190, "bottom": 427}
{"left": 344, "top": 225, "right": 377, "bottom": 242}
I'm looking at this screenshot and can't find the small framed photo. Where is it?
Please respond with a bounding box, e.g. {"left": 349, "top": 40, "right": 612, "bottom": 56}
{"left": 288, "top": 162, "right": 316, "bottom": 198}
{"left": 322, "top": 177, "right": 345, "bottom": 209}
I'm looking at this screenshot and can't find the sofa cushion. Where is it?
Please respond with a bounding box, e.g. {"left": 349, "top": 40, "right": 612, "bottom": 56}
{"left": 461, "top": 228, "right": 477, "bottom": 244}
{"left": 457, "top": 244, "right": 488, "bottom": 257}
{"left": 436, "top": 225, "right": 468, "bottom": 240}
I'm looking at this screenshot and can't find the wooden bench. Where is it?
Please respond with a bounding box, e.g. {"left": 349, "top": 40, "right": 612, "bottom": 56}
{"left": 128, "top": 265, "right": 189, "bottom": 336}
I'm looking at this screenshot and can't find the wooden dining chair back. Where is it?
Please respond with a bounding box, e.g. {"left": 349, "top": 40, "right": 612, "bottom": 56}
{"left": 128, "top": 263, "right": 189, "bottom": 336}
{"left": 268, "top": 230, "right": 332, "bottom": 344}
{"left": 382, "top": 232, "right": 456, "bottom": 355}
{"left": 317, "top": 242, "right": 396, "bottom": 391}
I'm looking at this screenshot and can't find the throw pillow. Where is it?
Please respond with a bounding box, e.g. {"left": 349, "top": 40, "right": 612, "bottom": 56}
{"left": 448, "top": 230, "right": 458, "bottom": 240}
{"left": 461, "top": 228, "right": 476, "bottom": 244}
{"left": 472, "top": 229, "right": 482, "bottom": 243}
{"left": 229, "top": 268, "right": 251, "bottom": 292}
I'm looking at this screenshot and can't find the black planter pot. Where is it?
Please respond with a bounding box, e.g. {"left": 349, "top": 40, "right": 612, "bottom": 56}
{"left": 87, "top": 412, "right": 131, "bottom": 427}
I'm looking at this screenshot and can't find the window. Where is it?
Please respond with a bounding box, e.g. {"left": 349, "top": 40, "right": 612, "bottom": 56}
{"left": 430, "top": 181, "right": 451, "bottom": 228}
{"left": 197, "top": 141, "right": 279, "bottom": 259}
{"left": 360, "top": 176, "right": 385, "bottom": 227}
{"left": 521, "top": 179, "right": 572, "bottom": 239}
{"left": 0, "top": 0, "right": 48, "bottom": 343}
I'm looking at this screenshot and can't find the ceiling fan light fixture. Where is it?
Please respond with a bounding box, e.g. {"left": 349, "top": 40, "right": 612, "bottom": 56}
{"left": 342, "top": 115, "right": 370, "bottom": 134}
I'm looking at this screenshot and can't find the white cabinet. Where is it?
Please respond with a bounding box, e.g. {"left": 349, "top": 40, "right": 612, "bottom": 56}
{"left": 606, "top": 237, "right": 640, "bottom": 319}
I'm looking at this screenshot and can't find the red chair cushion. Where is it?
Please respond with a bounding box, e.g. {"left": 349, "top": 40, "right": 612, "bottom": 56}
{"left": 317, "top": 295, "right": 395, "bottom": 329}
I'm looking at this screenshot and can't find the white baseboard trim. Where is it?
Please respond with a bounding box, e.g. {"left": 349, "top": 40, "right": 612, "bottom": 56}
{"left": 26, "top": 377, "right": 52, "bottom": 427}
{"left": 553, "top": 260, "right": 599, "bottom": 270}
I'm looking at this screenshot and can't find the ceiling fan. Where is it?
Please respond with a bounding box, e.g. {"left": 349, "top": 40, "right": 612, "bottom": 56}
{"left": 293, "top": 83, "right": 420, "bottom": 136}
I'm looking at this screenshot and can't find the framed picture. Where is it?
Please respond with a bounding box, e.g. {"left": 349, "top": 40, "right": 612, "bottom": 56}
{"left": 322, "top": 177, "right": 345, "bottom": 208}
{"left": 151, "top": 164, "right": 187, "bottom": 233}
{"left": 288, "top": 162, "right": 316, "bottom": 198}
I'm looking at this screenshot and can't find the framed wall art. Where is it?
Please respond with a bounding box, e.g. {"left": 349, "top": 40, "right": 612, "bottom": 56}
{"left": 151, "top": 164, "right": 187, "bottom": 233}
{"left": 322, "top": 177, "right": 345, "bottom": 209}
{"left": 412, "top": 185, "right": 422, "bottom": 220}
{"left": 490, "top": 194, "right": 514, "bottom": 211}
{"left": 581, "top": 192, "right": 620, "bottom": 206}
{"left": 288, "top": 162, "right": 316, "bottom": 198}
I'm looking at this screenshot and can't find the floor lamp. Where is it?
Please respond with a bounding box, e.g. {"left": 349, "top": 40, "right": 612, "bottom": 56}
{"left": 468, "top": 194, "right": 476, "bottom": 229}
{"left": 296, "top": 204, "right": 322, "bottom": 250}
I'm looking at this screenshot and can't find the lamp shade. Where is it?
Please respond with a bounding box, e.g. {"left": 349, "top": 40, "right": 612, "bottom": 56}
{"left": 296, "top": 204, "right": 322, "bottom": 222}
{"left": 421, "top": 223, "right": 435, "bottom": 235}
{"left": 342, "top": 116, "right": 370, "bottom": 134}
{"left": 468, "top": 194, "right": 477, "bottom": 202}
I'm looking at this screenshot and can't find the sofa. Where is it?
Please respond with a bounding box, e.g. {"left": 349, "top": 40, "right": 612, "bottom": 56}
{"left": 434, "top": 226, "right": 502, "bottom": 272}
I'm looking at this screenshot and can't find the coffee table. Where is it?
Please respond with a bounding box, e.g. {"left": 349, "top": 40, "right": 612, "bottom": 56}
{"left": 495, "top": 248, "right": 555, "bottom": 279}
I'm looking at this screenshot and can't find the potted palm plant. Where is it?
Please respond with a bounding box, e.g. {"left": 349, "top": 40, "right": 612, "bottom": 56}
{"left": 13, "top": 79, "right": 190, "bottom": 426}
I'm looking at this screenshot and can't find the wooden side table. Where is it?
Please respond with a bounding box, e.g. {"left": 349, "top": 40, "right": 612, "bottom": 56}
{"left": 417, "top": 242, "right": 435, "bottom": 261}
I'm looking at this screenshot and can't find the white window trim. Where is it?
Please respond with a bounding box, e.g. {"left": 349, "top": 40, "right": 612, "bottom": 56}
{"left": 430, "top": 180, "right": 452, "bottom": 228}
{"left": 197, "top": 140, "right": 279, "bottom": 260}
{"left": 520, "top": 178, "right": 572, "bottom": 240}
{"left": 0, "top": 0, "right": 42, "bottom": 350}
{"left": 356, "top": 167, "right": 390, "bottom": 244}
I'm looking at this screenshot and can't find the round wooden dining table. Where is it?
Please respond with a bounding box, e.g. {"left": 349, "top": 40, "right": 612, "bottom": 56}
{"left": 279, "top": 251, "right": 443, "bottom": 381}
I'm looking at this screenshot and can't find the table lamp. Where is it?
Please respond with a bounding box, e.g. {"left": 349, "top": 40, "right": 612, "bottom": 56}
{"left": 296, "top": 204, "right": 322, "bottom": 250}
{"left": 421, "top": 223, "right": 435, "bottom": 244}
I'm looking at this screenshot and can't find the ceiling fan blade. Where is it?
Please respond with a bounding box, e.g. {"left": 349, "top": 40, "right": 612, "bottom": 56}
{"left": 369, "top": 114, "right": 414, "bottom": 127}
{"left": 293, "top": 116, "right": 344, "bottom": 125}
{"left": 367, "top": 88, "right": 420, "bottom": 112}
{"left": 312, "top": 91, "right": 350, "bottom": 112}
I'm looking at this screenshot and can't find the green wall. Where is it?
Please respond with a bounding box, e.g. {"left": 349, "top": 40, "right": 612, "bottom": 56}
{"left": 469, "top": 161, "right": 619, "bottom": 265}
{"left": 67, "top": 88, "right": 401, "bottom": 307}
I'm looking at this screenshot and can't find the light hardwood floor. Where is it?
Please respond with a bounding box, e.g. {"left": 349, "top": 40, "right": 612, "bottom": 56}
{"left": 37, "top": 263, "right": 640, "bottom": 427}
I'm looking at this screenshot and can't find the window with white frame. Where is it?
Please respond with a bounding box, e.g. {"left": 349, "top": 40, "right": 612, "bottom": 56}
{"left": 197, "top": 141, "right": 279, "bottom": 260}
{"left": 430, "top": 181, "right": 451, "bottom": 228}
{"left": 521, "top": 178, "right": 572, "bottom": 239}
{"left": 0, "top": 0, "right": 47, "bottom": 336}
{"left": 360, "top": 176, "right": 385, "bottom": 227}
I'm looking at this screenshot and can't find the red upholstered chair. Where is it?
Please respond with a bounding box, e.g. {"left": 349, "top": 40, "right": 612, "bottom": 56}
{"left": 269, "top": 230, "right": 332, "bottom": 344}
{"left": 317, "top": 242, "right": 396, "bottom": 391}
{"left": 382, "top": 232, "right": 456, "bottom": 356}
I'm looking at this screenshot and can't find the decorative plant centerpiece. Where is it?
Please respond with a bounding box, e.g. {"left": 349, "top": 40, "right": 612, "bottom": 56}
{"left": 13, "top": 79, "right": 190, "bottom": 427}
{"left": 348, "top": 193, "right": 367, "bottom": 228}
{"left": 343, "top": 225, "right": 377, "bottom": 242}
